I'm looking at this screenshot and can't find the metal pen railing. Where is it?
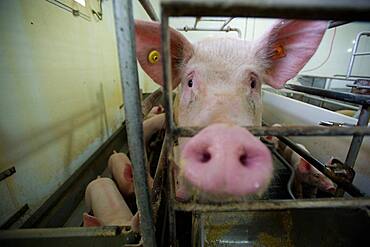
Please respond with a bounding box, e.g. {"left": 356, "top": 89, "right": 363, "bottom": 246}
{"left": 109, "top": 0, "right": 370, "bottom": 246}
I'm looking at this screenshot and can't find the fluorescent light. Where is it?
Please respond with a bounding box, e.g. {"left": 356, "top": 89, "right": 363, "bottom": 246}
{"left": 73, "top": 0, "right": 86, "bottom": 7}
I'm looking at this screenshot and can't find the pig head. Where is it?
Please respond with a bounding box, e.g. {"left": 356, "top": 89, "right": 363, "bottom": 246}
{"left": 135, "top": 19, "right": 327, "bottom": 201}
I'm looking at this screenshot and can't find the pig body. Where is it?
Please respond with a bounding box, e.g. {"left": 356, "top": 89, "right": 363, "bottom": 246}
{"left": 83, "top": 177, "right": 133, "bottom": 227}
{"left": 135, "top": 20, "right": 328, "bottom": 201}
{"left": 265, "top": 132, "right": 336, "bottom": 197}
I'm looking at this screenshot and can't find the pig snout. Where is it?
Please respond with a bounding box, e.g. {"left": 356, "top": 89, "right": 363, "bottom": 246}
{"left": 180, "top": 124, "right": 273, "bottom": 197}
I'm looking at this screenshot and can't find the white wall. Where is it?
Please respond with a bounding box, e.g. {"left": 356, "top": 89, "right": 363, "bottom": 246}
{"left": 0, "top": 0, "right": 160, "bottom": 227}
{"left": 168, "top": 17, "right": 370, "bottom": 82}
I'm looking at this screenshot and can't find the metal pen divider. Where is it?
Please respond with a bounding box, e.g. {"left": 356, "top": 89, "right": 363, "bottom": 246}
{"left": 159, "top": 0, "right": 370, "bottom": 245}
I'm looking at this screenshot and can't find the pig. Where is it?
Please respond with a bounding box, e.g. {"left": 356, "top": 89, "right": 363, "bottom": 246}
{"left": 83, "top": 177, "right": 133, "bottom": 227}
{"left": 84, "top": 107, "right": 164, "bottom": 229}
{"left": 135, "top": 19, "right": 327, "bottom": 201}
{"left": 107, "top": 111, "right": 164, "bottom": 198}
{"left": 283, "top": 143, "right": 336, "bottom": 197}
{"left": 264, "top": 130, "right": 336, "bottom": 197}
{"left": 108, "top": 151, "right": 137, "bottom": 198}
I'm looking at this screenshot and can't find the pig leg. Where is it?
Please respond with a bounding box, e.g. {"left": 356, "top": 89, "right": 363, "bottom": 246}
{"left": 143, "top": 113, "right": 165, "bottom": 145}
{"left": 84, "top": 177, "right": 133, "bottom": 227}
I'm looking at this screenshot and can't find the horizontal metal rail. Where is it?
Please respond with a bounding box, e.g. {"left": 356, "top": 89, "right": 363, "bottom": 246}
{"left": 177, "top": 26, "right": 242, "bottom": 38}
{"left": 174, "top": 126, "right": 370, "bottom": 137}
{"left": 0, "top": 167, "right": 16, "bottom": 182}
{"left": 284, "top": 84, "right": 370, "bottom": 105}
{"left": 173, "top": 198, "right": 370, "bottom": 212}
{"left": 0, "top": 226, "right": 139, "bottom": 247}
{"left": 161, "top": 0, "right": 370, "bottom": 20}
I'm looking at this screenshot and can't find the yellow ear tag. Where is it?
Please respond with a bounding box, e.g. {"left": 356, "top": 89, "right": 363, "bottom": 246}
{"left": 148, "top": 50, "right": 160, "bottom": 64}
{"left": 271, "top": 44, "right": 286, "bottom": 60}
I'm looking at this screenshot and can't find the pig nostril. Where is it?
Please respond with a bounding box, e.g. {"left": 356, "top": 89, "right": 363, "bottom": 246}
{"left": 199, "top": 151, "right": 211, "bottom": 163}
{"left": 239, "top": 154, "right": 248, "bottom": 167}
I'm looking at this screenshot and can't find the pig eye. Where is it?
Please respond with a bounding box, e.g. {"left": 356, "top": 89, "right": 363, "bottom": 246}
{"left": 187, "top": 79, "right": 193, "bottom": 88}
{"left": 250, "top": 78, "right": 257, "bottom": 89}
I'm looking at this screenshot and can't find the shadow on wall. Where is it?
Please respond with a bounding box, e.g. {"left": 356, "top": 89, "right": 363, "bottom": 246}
{"left": 0, "top": 83, "right": 110, "bottom": 173}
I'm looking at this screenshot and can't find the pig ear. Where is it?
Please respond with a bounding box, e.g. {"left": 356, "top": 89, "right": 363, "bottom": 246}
{"left": 298, "top": 160, "right": 312, "bottom": 173}
{"left": 83, "top": 213, "right": 101, "bottom": 227}
{"left": 256, "top": 20, "right": 328, "bottom": 88}
{"left": 135, "top": 20, "right": 193, "bottom": 89}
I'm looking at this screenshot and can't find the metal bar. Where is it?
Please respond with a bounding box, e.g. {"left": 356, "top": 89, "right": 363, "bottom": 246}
{"left": 161, "top": 8, "right": 177, "bottom": 246}
{"left": 161, "top": 14, "right": 175, "bottom": 136}
{"left": 347, "top": 31, "right": 370, "bottom": 78}
{"left": 328, "top": 21, "right": 351, "bottom": 29}
{"left": 161, "top": 0, "right": 370, "bottom": 20}
{"left": 151, "top": 134, "right": 168, "bottom": 222}
{"left": 270, "top": 148, "right": 296, "bottom": 199}
{"left": 173, "top": 198, "right": 370, "bottom": 212}
{"left": 353, "top": 52, "right": 370, "bottom": 56}
{"left": 0, "top": 226, "right": 139, "bottom": 247}
{"left": 194, "top": 17, "right": 200, "bottom": 28}
{"left": 281, "top": 89, "right": 359, "bottom": 111}
{"left": 0, "top": 204, "right": 29, "bottom": 230}
{"left": 22, "top": 126, "right": 126, "bottom": 228}
{"left": 220, "top": 17, "right": 234, "bottom": 29}
{"left": 345, "top": 105, "right": 370, "bottom": 168}
{"left": 177, "top": 26, "right": 242, "bottom": 38}
{"left": 112, "top": 0, "right": 156, "bottom": 246}
{"left": 138, "top": 0, "right": 159, "bottom": 21}
{"left": 301, "top": 74, "right": 357, "bottom": 81}
{"left": 284, "top": 84, "right": 370, "bottom": 105}
{"left": 174, "top": 126, "right": 370, "bottom": 137}
{"left": 277, "top": 135, "right": 363, "bottom": 197}
{"left": 0, "top": 167, "right": 16, "bottom": 182}
{"left": 166, "top": 158, "right": 177, "bottom": 246}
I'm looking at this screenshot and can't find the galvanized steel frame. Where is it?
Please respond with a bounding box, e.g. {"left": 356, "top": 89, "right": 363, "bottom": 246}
{"left": 112, "top": 0, "right": 156, "bottom": 246}
{"left": 159, "top": 0, "right": 370, "bottom": 245}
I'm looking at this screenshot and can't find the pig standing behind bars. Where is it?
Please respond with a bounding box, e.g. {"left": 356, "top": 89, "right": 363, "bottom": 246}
{"left": 83, "top": 109, "right": 164, "bottom": 228}
{"left": 135, "top": 19, "right": 327, "bottom": 202}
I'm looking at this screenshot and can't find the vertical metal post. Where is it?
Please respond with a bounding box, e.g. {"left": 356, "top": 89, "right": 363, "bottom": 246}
{"left": 345, "top": 104, "right": 370, "bottom": 168}
{"left": 112, "top": 0, "right": 156, "bottom": 246}
{"left": 161, "top": 11, "right": 177, "bottom": 246}
{"left": 346, "top": 32, "right": 369, "bottom": 79}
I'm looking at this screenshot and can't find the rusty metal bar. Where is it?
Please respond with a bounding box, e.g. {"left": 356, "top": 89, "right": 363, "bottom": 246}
{"left": 173, "top": 198, "right": 370, "bottom": 212}
{"left": 0, "top": 167, "right": 16, "bottom": 182}
{"left": 174, "top": 126, "right": 370, "bottom": 137}
{"left": 138, "top": 0, "right": 159, "bottom": 21}
{"left": 151, "top": 134, "right": 168, "bottom": 222}
{"left": 112, "top": 0, "right": 156, "bottom": 245}
{"left": 161, "top": 0, "right": 370, "bottom": 20}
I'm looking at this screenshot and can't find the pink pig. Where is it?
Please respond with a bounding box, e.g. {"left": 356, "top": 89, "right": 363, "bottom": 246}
{"left": 135, "top": 20, "right": 327, "bottom": 201}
